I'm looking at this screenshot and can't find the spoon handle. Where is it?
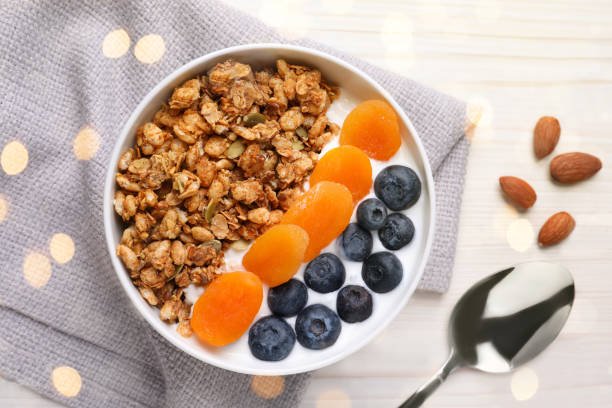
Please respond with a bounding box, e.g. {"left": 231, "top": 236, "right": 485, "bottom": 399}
{"left": 399, "top": 351, "right": 460, "bottom": 408}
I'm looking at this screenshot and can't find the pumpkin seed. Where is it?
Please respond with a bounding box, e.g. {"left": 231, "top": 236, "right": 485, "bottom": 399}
{"left": 295, "top": 126, "right": 308, "bottom": 140}
{"left": 243, "top": 112, "right": 266, "bottom": 127}
{"left": 291, "top": 140, "right": 304, "bottom": 150}
{"left": 230, "top": 239, "right": 250, "bottom": 251}
{"left": 225, "top": 140, "right": 245, "bottom": 159}
{"left": 204, "top": 199, "right": 218, "bottom": 223}
{"left": 202, "top": 239, "right": 222, "bottom": 252}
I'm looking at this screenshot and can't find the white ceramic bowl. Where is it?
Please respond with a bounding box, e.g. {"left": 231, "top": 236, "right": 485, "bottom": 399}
{"left": 104, "top": 44, "right": 435, "bottom": 375}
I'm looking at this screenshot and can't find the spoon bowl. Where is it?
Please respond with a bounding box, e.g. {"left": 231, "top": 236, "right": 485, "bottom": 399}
{"left": 400, "top": 262, "right": 574, "bottom": 407}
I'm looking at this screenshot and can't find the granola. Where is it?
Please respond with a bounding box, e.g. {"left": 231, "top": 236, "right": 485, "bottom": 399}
{"left": 114, "top": 59, "right": 340, "bottom": 336}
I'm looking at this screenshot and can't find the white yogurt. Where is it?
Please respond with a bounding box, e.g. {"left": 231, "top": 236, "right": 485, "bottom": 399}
{"left": 182, "top": 93, "right": 432, "bottom": 371}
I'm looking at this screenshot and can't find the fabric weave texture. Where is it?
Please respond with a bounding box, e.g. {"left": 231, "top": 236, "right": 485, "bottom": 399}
{"left": 0, "top": 0, "right": 469, "bottom": 406}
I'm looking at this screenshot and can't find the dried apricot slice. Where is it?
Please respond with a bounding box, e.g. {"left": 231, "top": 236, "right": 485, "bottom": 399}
{"left": 309, "top": 145, "right": 372, "bottom": 202}
{"left": 191, "top": 271, "right": 263, "bottom": 347}
{"left": 281, "top": 181, "right": 354, "bottom": 261}
{"left": 242, "top": 224, "right": 309, "bottom": 287}
{"left": 340, "top": 100, "right": 401, "bottom": 160}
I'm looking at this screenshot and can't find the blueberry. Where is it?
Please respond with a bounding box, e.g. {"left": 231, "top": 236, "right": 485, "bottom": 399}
{"left": 295, "top": 304, "right": 342, "bottom": 350}
{"left": 304, "top": 253, "right": 345, "bottom": 293}
{"left": 336, "top": 285, "right": 373, "bottom": 323}
{"left": 378, "top": 213, "right": 415, "bottom": 250}
{"left": 374, "top": 165, "right": 421, "bottom": 211}
{"left": 248, "top": 316, "right": 296, "bottom": 361}
{"left": 340, "top": 223, "right": 373, "bottom": 261}
{"left": 362, "top": 252, "right": 403, "bottom": 293}
{"left": 268, "top": 279, "right": 308, "bottom": 317}
{"left": 356, "top": 198, "right": 388, "bottom": 230}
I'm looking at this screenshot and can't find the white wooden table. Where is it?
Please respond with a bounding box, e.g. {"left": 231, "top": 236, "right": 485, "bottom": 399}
{"left": 2, "top": 0, "right": 611, "bottom": 406}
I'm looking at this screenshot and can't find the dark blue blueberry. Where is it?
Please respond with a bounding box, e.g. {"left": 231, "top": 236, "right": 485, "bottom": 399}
{"left": 295, "top": 304, "right": 342, "bottom": 350}
{"left": 378, "top": 213, "right": 415, "bottom": 250}
{"left": 248, "top": 316, "right": 296, "bottom": 361}
{"left": 267, "top": 279, "right": 308, "bottom": 317}
{"left": 356, "top": 198, "right": 388, "bottom": 230}
{"left": 361, "top": 252, "right": 403, "bottom": 293}
{"left": 374, "top": 165, "right": 421, "bottom": 211}
{"left": 340, "top": 223, "right": 373, "bottom": 261}
{"left": 304, "top": 253, "right": 345, "bottom": 293}
{"left": 336, "top": 285, "right": 373, "bottom": 323}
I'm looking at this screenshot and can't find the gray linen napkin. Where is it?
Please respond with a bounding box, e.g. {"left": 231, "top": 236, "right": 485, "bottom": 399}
{"left": 0, "top": 0, "right": 469, "bottom": 407}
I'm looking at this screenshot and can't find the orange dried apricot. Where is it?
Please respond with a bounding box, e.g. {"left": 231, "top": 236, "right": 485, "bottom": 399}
{"left": 340, "top": 99, "right": 401, "bottom": 160}
{"left": 309, "top": 145, "right": 372, "bottom": 202}
{"left": 191, "top": 271, "right": 263, "bottom": 347}
{"left": 242, "top": 224, "right": 309, "bottom": 287}
{"left": 281, "top": 181, "right": 354, "bottom": 261}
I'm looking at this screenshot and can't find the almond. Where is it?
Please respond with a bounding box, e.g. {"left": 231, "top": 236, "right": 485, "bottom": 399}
{"left": 550, "top": 152, "right": 602, "bottom": 183}
{"left": 534, "top": 116, "right": 560, "bottom": 159}
{"left": 499, "top": 176, "right": 537, "bottom": 209}
{"left": 538, "top": 211, "right": 575, "bottom": 247}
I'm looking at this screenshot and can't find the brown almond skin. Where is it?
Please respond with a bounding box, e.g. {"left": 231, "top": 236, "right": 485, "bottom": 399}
{"left": 499, "top": 176, "right": 537, "bottom": 209}
{"left": 534, "top": 116, "right": 560, "bottom": 159}
{"left": 550, "top": 152, "right": 602, "bottom": 183}
{"left": 538, "top": 211, "right": 575, "bottom": 246}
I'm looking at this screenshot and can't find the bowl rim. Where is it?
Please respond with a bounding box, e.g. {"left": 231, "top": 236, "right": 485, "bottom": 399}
{"left": 103, "top": 43, "right": 436, "bottom": 375}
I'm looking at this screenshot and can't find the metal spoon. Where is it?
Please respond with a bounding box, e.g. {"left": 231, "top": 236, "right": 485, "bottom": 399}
{"left": 400, "top": 261, "right": 575, "bottom": 407}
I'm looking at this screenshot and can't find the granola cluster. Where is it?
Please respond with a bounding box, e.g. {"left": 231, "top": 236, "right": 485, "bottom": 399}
{"left": 114, "top": 59, "right": 340, "bottom": 336}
